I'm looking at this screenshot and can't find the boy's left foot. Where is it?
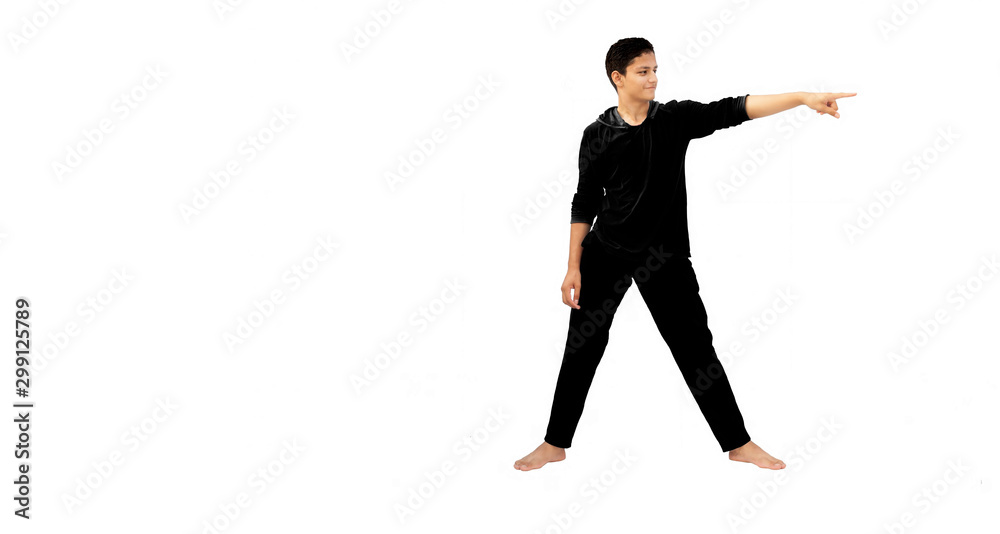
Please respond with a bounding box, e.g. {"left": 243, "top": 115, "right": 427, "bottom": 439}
{"left": 728, "top": 440, "right": 785, "bottom": 469}
{"left": 514, "top": 441, "right": 566, "bottom": 471}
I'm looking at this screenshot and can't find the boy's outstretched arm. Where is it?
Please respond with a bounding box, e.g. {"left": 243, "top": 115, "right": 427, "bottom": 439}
{"left": 746, "top": 91, "right": 857, "bottom": 120}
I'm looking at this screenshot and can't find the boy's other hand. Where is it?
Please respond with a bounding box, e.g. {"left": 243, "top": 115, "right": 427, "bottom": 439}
{"left": 561, "top": 269, "right": 582, "bottom": 309}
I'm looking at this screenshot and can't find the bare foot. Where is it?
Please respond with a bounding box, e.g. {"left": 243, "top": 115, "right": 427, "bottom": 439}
{"left": 728, "top": 440, "right": 786, "bottom": 470}
{"left": 514, "top": 441, "right": 566, "bottom": 471}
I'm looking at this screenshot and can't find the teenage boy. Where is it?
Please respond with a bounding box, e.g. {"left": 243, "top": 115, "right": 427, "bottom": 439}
{"left": 514, "top": 37, "right": 855, "bottom": 471}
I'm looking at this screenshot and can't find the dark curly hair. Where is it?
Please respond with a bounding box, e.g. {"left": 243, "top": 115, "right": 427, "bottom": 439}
{"left": 605, "top": 38, "right": 655, "bottom": 93}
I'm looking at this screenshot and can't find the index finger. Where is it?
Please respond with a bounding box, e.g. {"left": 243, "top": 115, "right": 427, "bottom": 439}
{"left": 832, "top": 92, "right": 858, "bottom": 99}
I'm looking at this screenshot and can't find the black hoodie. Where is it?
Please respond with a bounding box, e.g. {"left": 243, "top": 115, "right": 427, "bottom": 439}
{"left": 571, "top": 94, "right": 751, "bottom": 262}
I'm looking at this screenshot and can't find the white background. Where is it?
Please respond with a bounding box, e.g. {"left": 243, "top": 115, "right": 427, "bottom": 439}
{"left": 2, "top": 0, "right": 998, "bottom": 532}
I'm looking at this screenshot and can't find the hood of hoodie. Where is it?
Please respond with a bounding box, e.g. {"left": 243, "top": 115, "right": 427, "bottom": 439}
{"left": 595, "top": 100, "right": 659, "bottom": 129}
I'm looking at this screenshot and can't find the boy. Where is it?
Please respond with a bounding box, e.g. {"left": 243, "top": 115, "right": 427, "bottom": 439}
{"left": 514, "top": 37, "right": 855, "bottom": 471}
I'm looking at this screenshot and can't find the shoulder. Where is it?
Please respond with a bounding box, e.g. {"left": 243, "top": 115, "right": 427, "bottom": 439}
{"left": 581, "top": 119, "right": 605, "bottom": 142}
{"left": 653, "top": 99, "right": 681, "bottom": 114}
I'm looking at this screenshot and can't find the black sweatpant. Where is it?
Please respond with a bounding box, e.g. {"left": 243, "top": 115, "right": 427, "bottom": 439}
{"left": 544, "top": 237, "right": 752, "bottom": 452}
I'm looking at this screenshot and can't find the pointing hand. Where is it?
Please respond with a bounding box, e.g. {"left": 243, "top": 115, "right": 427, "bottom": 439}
{"left": 804, "top": 92, "right": 857, "bottom": 119}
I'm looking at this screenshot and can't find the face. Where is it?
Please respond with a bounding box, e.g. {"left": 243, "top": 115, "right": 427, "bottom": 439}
{"left": 615, "top": 51, "right": 657, "bottom": 99}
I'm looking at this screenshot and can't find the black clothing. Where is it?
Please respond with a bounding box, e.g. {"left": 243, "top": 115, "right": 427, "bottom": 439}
{"left": 544, "top": 240, "right": 751, "bottom": 452}
{"left": 571, "top": 95, "right": 751, "bottom": 261}
{"left": 544, "top": 95, "right": 754, "bottom": 451}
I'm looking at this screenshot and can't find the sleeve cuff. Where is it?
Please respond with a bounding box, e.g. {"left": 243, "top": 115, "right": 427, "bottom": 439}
{"left": 738, "top": 94, "right": 750, "bottom": 121}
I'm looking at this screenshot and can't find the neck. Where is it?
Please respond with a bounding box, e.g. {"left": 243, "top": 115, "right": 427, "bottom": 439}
{"left": 616, "top": 96, "right": 650, "bottom": 125}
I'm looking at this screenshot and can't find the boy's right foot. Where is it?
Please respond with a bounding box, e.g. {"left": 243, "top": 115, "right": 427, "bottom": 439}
{"left": 514, "top": 441, "right": 566, "bottom": 471}
{"left": 728, "top": 440, "right": 786, "bottom": 469}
